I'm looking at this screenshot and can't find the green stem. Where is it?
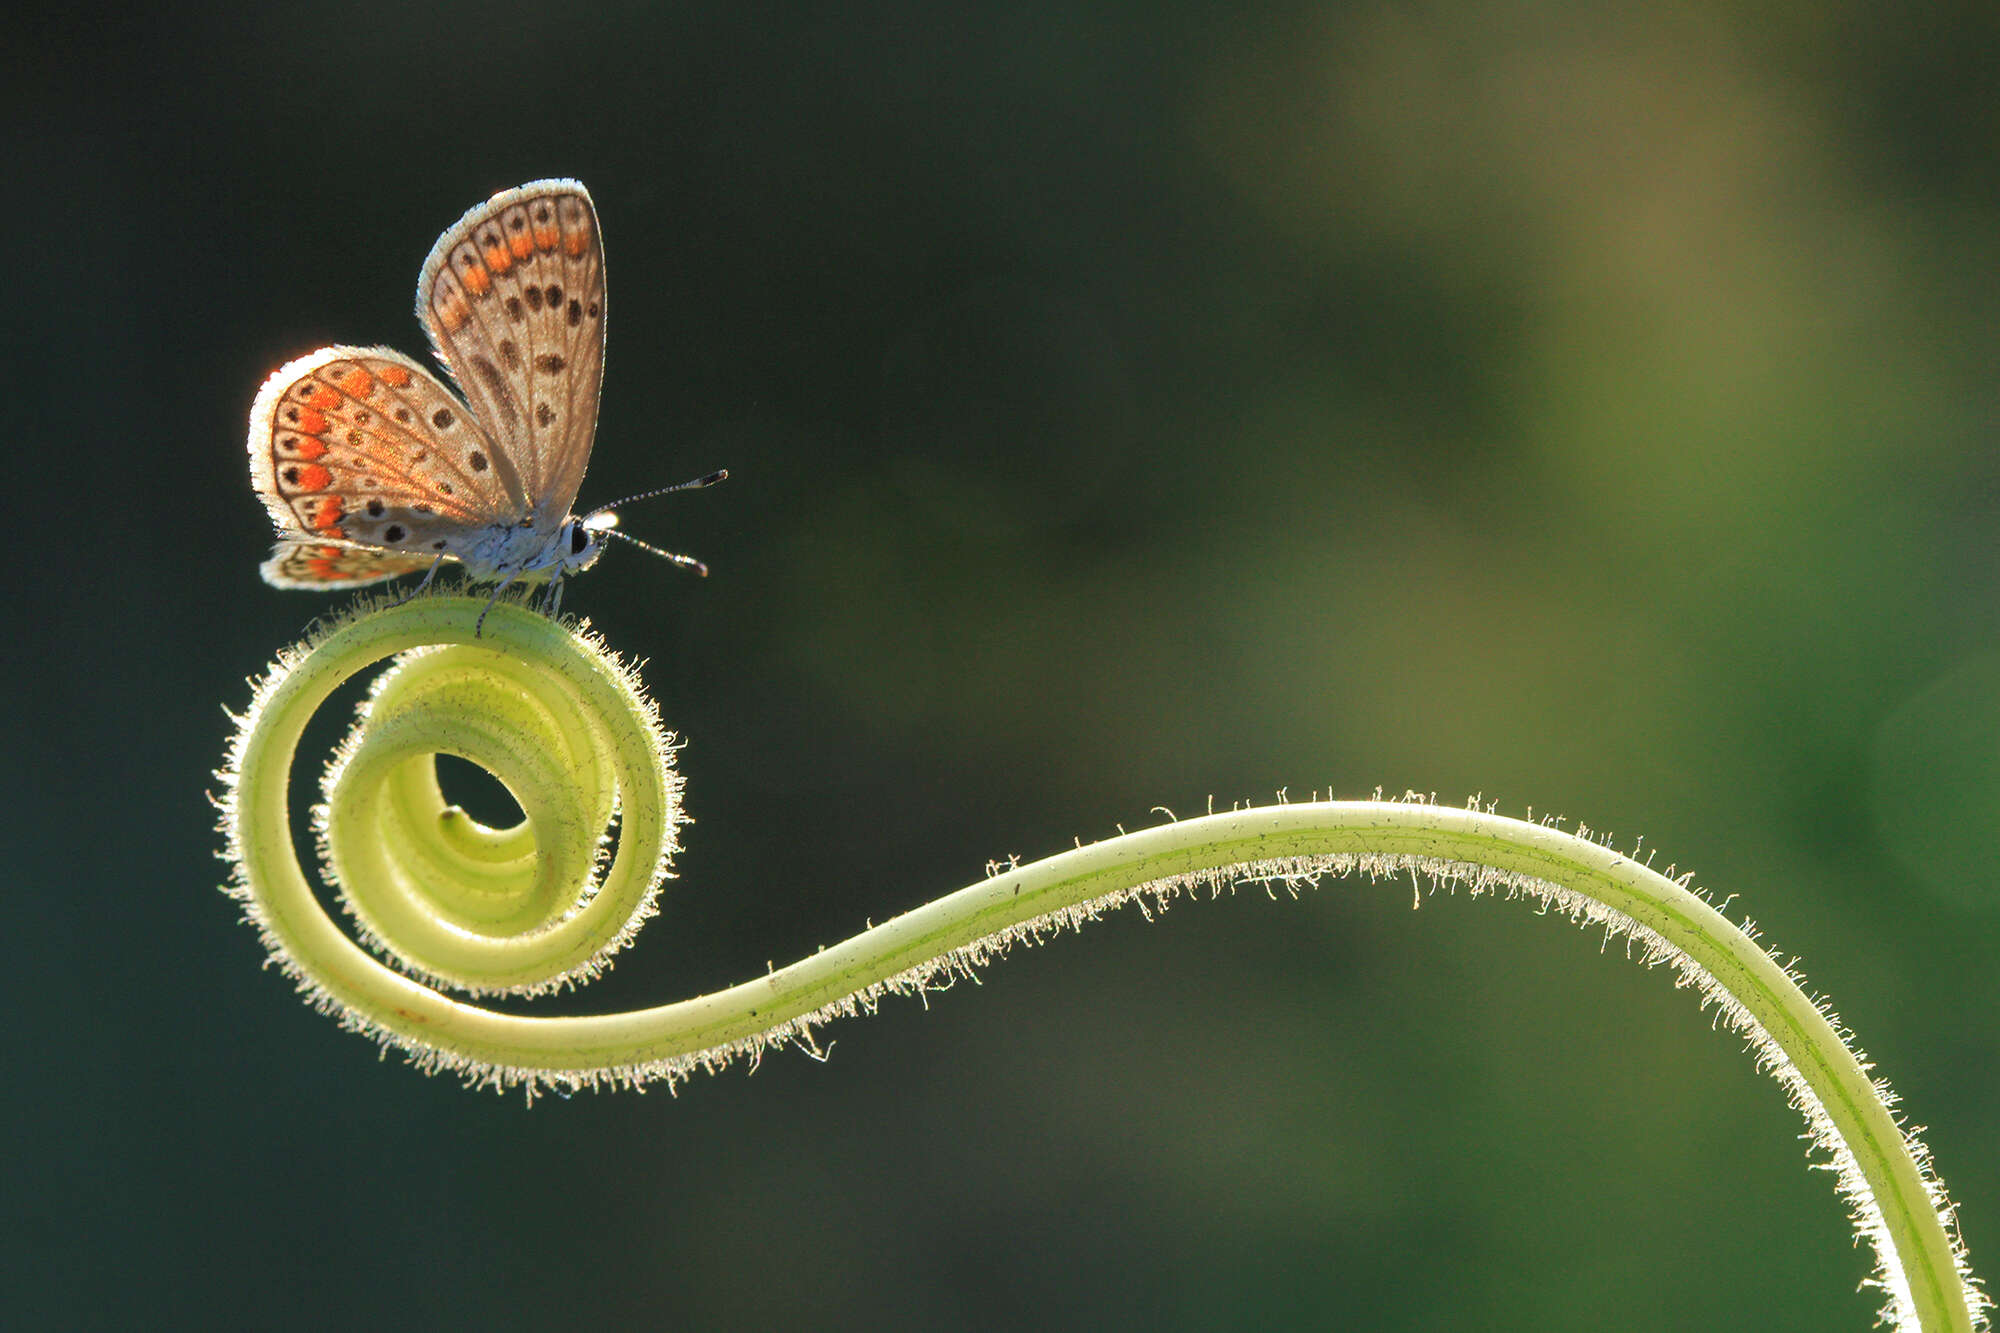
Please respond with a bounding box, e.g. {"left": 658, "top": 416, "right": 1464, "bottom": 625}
{"left": 217, "top": 598, "right": 1986, "bottom": 1332}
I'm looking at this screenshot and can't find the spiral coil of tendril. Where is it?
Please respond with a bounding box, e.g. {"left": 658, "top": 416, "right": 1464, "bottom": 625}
{"left": 217, "top": 594, "right": 681, "bottom": 1085}
{"left": 214, "top": 596, "right": 1983, "bottom": 1330}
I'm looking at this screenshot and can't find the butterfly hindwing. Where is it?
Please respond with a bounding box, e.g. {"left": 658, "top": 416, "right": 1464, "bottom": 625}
{"left": 417, "top": 179, "right": 606, "bottom": 527}
{"left": 261, "top": 539, "right": 441, "bottom": 590}
{"left": 248, "top": 345, "right": 525, "bottom": 570}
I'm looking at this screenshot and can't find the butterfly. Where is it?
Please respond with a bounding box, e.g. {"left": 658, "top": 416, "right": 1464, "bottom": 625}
{"left": 247, "top": 178, "right": 722, "bottom": 625}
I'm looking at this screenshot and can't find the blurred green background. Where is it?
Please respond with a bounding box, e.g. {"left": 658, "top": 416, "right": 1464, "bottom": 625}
{"left": 7, "top": 2, "right": 1997, "bottom": 1328}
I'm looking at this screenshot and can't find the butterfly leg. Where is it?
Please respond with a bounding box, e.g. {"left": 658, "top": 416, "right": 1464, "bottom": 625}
{"left": 386, "top": 556, "right": 446, "bottom": 608}
{"left": 475, "top": 568, "right": 523, "bottom": 637}
{"left": 543, "top": 571, "right": 567, "bottom": 621}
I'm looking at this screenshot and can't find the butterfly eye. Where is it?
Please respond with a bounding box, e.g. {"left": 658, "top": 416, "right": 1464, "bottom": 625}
{"left": 569, "top": 523, "right": 592, "bottom": 556}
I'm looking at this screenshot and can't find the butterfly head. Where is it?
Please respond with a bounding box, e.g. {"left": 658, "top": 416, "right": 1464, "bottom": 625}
{"left": 559, "top": 515, "right": 608, "bottom": 575}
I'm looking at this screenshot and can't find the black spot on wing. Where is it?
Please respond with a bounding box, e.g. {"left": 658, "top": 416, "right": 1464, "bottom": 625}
{"left": 470, "top": 356, "right": 519, "bottom": 427}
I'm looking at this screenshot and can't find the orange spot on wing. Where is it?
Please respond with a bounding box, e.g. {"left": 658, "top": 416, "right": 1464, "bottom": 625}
{"left": 312, "top": 495, "right": 345, "bottom": 531}
{"left": 292, "top": 436, "right": 328, "bottom": 461}
{"left": 534, "top": 224, "right": 559, "bottom": 251}
{"left": 462, "top": 261, "right": 492, "bottom": 295}
{"left": 294, "top": 463, "right": 333, "bottom": 492}
{"left": 379, "top": 365, "right": 412, "bottom": 387}
{"left": 306, "top": 384, "right": 340, "bottom": 410}
{"left": 296, "top": 408, "right": 329, "bottom": 433}
{"left": 339, "top": 367, "right": 374, "bottom": 398}
{"left": 564, "top": 230, "right": 589, "bottom": 256}
{"left": 510, "top": 231, "right": 534, "bottom": 259}
{"left": 484, "top": 243, "right": 512, "bottom": 272}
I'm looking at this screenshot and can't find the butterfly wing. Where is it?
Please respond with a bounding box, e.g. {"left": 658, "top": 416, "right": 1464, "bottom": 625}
{"left": 247, "top": 346, "right": 519, "bottom": 584}
{"left": 261, "top": 539, "right": 440, "bottom": 590}
{"left": 417, "top": 179, "right": 606, "bottom": 527}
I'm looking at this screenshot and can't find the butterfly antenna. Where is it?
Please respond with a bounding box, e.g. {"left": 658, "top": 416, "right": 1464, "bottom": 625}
{"left": 582, "top": 469, "right": 728, "bottom": 522}
{"left": 600, "top": 527, "right": 710, "bottom": 578}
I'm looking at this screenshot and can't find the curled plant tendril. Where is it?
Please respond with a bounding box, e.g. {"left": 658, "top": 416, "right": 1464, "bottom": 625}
{"left": 218, "top": 599, "right": 1986, "bottom": 1332}
{"left": 219, "top": 594, "right": 682, "bottom": 1069}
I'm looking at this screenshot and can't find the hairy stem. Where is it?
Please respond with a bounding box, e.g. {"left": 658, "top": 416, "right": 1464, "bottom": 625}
{"left": 217, "top": 597, "right": 1985, "bottom": 1332}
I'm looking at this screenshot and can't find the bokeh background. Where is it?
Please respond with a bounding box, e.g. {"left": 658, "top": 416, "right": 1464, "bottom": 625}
{"left": 9, "top": 2, "right": 1998, "bottom": 1328}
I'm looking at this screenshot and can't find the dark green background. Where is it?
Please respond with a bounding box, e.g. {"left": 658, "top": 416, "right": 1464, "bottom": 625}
{"left": 10, "top": 2, "right": 1997, "bottom": 1328}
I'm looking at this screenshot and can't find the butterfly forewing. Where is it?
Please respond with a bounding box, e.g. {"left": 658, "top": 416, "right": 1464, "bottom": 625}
{"left": 417, "top": 179, "right": 606, "bottom": 526}
{"left": 248, "top": 346, "right": 520, "bottom": 573}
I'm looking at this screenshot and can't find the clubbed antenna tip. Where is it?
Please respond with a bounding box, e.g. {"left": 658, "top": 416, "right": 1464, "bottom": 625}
{"left": 584, "top": 469, "right": 729, "bottom": 522}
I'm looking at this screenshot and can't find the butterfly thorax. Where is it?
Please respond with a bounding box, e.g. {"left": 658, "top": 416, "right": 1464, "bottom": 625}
{"left": 457, "top": 515, "right": 602, "bottom": 584}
